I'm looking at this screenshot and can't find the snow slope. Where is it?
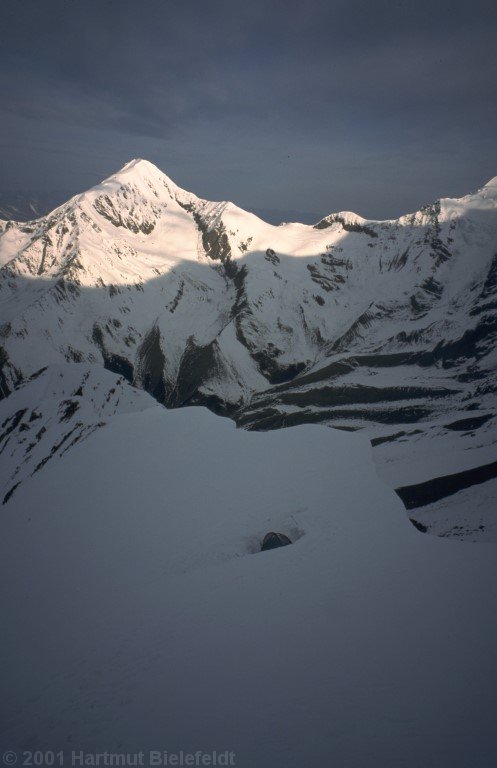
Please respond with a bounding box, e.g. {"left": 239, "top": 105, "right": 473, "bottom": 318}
{"left": 1, "top": 160, "right": 497, "bottom": 537}
{"left": 0, "top": 364, "right": 156, "bottom": 506}
{"left": 1, "top": 366, "right": 497, "bottom": 768}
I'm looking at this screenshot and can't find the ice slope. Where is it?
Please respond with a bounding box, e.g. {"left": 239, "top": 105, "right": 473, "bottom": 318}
{"left": 1, "top": 160, "right": 497, "bottom": 537}
{"left": 1, "top": 367, "right": 497, "bottom": 768}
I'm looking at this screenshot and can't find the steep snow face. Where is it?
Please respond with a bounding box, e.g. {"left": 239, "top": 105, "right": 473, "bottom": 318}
{"left": 1, "top": 161, "right": 497, "bottom": 537}
{"left": 1, "top": 365, "right": 497, "bottom": 767}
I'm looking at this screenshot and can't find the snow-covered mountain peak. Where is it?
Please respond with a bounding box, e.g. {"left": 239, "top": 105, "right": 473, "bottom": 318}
{"left": 313, "top": 209, "right": 373, "bottom": 232}
{"left": 325, "top": 210, "right": 368, "bottom": 225}
{"left": 80, "top": 157, "right": 195, "bottom": 210}
{"left": 436, "top": 175, "right": 497, "bottom": 222}
{"left": 480, "top": 174, "right": 497, "bottom": 198}
{"left": 1, "top": 165, "right": 497, "bottom": 539}
{"left": 104, "top": 157, "right": 181, "bottom": 193}
{"left": 119, "top": 157, "right": 162, "bottom": 174}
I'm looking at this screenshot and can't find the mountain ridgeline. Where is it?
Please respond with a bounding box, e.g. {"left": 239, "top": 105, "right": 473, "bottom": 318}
{"left": 1, "top": 159, "right": 496, "bottom": 539}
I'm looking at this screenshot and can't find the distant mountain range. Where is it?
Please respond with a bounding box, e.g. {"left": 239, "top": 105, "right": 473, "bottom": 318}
{"left": 0, "top": 189, "right": 72, "bottom": 222}
{"left": 1, "top": 159, "right": 496, "bottom": 538}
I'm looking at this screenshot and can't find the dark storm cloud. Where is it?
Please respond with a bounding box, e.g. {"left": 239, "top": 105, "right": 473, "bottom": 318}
{"left": 1, "top": 0, "right": 497, "bottom": 220}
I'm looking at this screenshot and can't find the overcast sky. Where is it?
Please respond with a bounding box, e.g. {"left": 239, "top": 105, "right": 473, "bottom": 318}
{"left": 1, "top": 0, "right": 497, "bottom": 222}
